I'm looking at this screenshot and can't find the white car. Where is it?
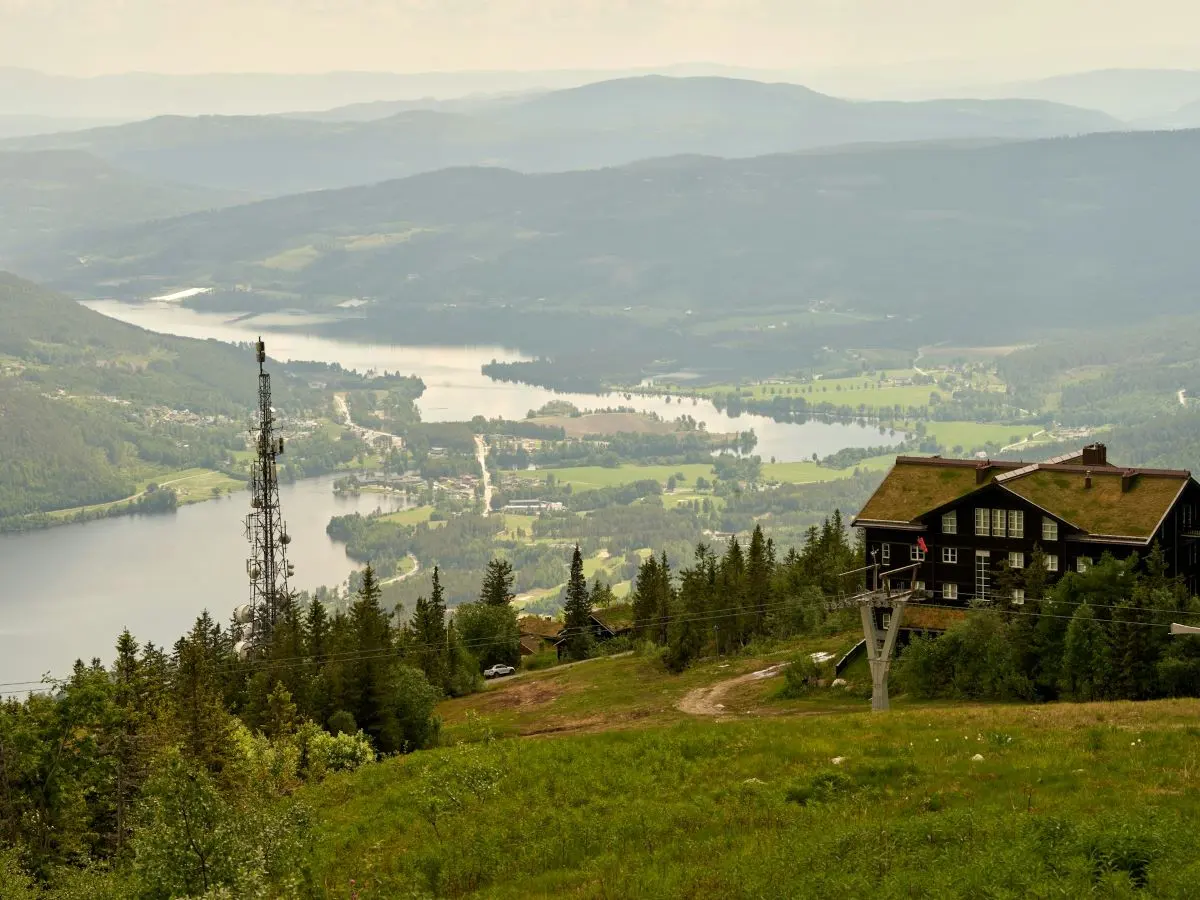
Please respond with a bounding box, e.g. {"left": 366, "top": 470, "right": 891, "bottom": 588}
{"left": 484, "top": 664, "right": 516, "bottom": 679}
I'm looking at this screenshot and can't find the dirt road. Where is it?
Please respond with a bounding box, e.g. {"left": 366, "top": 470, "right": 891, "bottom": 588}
{"left": 676, "top": 663, "right": 788, "bottom": 716}
{"left": 475, "top": 435, "right": 493, "bottom": 516}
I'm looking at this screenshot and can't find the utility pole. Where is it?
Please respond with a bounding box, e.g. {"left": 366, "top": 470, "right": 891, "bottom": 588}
{"left": 826, "top": 562, "right": 921, "bottom": 711}
{"left": 242, "top": 337, "right": 293, "bottom": 653}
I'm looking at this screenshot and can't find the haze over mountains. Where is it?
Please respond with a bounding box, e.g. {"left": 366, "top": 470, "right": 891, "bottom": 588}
{"left": 30, "top": 129, "right": 1200, "bottom": 355}
{"left": 0, "top": 76, "right": 1122, "bottom": 196}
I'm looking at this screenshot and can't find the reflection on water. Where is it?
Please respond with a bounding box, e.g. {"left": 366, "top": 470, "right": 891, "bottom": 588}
{"left": 0, "top": 301, "right": 903, "bottom": 685}
{"left": 82, "top": 300, "right": 899, "bottom": 462}
{"left": 0, "top": 475, "right": 407, "bottom": 685}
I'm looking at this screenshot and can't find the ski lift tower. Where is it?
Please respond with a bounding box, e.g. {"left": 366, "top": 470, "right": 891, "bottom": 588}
{"left": 244, "top": 337, "right": 293, "bottom": 644}
{"left": 826, "top": 560, "right": 923, "bottom": 711}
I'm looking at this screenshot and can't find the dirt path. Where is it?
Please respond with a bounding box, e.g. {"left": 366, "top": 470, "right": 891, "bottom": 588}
{"left": 381, "top": 553, "right": 420, "bottom": 586}
{"left": 677, "top": 663, "right": 788, "bottom": 716}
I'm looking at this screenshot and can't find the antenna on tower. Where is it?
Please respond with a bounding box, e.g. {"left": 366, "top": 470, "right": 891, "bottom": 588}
{"left": 241, "top": 336, "right": 293, "bottom": 653}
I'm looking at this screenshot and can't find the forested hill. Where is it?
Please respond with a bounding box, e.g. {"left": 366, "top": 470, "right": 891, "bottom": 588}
{"left": 0, "top": 150, "right": 241, "bottom": 266}
{"left": 0, "top": 273, "right": 333, "bottom": 524}
{"left": 0, "top": 75, "right": 1119, "bottom": 195}
{"left": 0, "top": 272, "right": 293, "bottom": 415}
{"left": 34, "top": 127, "right": 1200, "bottom": 354}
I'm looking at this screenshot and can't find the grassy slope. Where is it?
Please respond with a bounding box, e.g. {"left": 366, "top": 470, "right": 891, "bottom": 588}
{"left": 301, "top": 645, "right": 1200, "bottom": 897}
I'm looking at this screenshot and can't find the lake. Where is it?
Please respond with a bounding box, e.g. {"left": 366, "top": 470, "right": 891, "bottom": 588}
{"left": 0, "top": 475, "right": 406, "bottom": 689}
{"left": 0, "top": 300, "right": 900, "bottom": 686}
{"left": 82, "top": 300, "right": 899, "bottom": 462}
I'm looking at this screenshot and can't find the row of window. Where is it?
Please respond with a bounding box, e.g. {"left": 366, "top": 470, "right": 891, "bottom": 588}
{"left": 903, "top": 583, "right": 1026, "bottom": 604}
{"left": 881, "top": 543, "right": 1089, "bottom": 574}
{"left": 941, "top": 509, "right": 1062, "bottom": 541}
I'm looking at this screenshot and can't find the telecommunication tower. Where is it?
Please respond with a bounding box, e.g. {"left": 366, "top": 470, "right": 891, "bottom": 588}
{"left": 243, "top": 337, "right": 293, "bottom": 644}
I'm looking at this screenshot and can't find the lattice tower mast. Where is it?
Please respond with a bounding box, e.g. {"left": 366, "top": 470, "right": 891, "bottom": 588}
{"left": 245, "top": 337, "right": 292, "bottom": 640}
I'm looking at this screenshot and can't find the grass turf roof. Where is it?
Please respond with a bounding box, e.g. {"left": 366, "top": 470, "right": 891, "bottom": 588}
{"left": 856, "top": 461, "right": 989, "bottom": 523}
{"left": 1001, "top": 469, "right": 1187, "bottom": 539}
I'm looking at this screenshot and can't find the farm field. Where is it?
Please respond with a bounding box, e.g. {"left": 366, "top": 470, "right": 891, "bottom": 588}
{"left": 44, "top": 467, "right": 244, "bottom": 519}
{"left": 379, "top": 505, "right": 435, "bottom": 526}
{"left": 301, "top": 644, "right": 1200, "bottom": 898}
{"left": 513, "top": 459, "right": 874, "bottom": 492}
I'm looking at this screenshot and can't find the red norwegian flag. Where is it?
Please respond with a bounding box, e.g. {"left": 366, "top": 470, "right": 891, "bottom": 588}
{"left": 917, "top": 537, "right": 928, "bottom": 554}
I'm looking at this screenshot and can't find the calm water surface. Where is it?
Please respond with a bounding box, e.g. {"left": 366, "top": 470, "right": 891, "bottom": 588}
{"left": 0, "top": 476, "right": 406, "bottom": 687}
{"left": 0, "top": 301, "right": 899, "bottom": 684}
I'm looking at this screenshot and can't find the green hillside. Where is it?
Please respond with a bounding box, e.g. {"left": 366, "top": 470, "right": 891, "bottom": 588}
{"left": 32, "top": 128, "right": 1200, "bottom": 373}
{"left": 0, "top": 76, "right": 1118, "bottom": 195}
{"left": 0, "top": 150, "right": 239, "bottom": 264}
{"left": 0, "top": 273, "right": 366, "bottom": 526}
{"left": 301, "top": 687, "right": 1200, "bottom": 898}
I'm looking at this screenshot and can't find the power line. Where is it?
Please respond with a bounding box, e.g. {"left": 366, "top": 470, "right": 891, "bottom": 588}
{"left": 2, "top": 589, "right": 1189, "bottom": 697}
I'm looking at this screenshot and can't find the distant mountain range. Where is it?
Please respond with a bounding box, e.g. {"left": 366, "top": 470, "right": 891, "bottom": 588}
{"left": 0, "top": 150, "right": 239, "bottom": 266}
{"left": 0, "top": 76, "right": 1121, "bottom": 195}
{"left": 29, "top": 128, "right": 1200, "bottom": 358}
{"left": 977, "top": 68, "right": 1200, "bottom": 121}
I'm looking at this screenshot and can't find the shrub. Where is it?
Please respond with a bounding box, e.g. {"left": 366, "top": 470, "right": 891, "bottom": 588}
{"left": 777, "top": 654, "right": 821, "bottom": 699}
{"left": 522, "top": 651, "right": 558, "bottom": 671}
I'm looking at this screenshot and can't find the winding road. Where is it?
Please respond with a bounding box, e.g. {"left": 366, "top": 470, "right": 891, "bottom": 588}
{"left": 475, "top": 435, "right": 493, "bottom": 516}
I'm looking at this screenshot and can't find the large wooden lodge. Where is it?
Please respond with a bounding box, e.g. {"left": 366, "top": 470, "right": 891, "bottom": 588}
{"left": 853, "top": 444, "right": 1200, "bottom": 603}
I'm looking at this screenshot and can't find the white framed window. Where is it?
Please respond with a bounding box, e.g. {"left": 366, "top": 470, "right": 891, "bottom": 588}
{"left": 1012, "top": 588, "right": 1025, "bottom": 605}
{"left": 914, "top": 580, "right": 926, "bottom": 592}
{"left": 882, "top": 612, "right": 892, "bottom": 630}
{"left": 992, "top": 509, "right": 1008, "bottom": 538}
{"left": 943, "top": 583, "right": 959, "bottom": 600}
{"left": 942, "top": 547, "right": 958, "bottom": 564}
{"left": 911, "top": 544, "right": 926, "bottom": 562}
{"left": 942, "top": 511, "right": 958, "bottom": 535}
{"left": 1077, "top": 557, "right": 1092, "bottom": 574}
{"left": 1046, "top": 554, "right": 1059, "bottom": 572}
{"left": 975, "top": 508, "right": 990, "bottom": 536}
{"left": 881, "top": 543, "right": 890, "bottom": 563}
{"left": 1009, "top": 510, "right": 1025, "bottom": 539}
{"left": 1042, "top": 517, "right": 1059, "bottom": 542}
{"left": 1009, "top": 551, "right": 1025, "bottom": 569}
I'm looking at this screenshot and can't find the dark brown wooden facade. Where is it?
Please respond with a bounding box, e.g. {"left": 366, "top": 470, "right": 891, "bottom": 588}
{"left": 853, "top": 444, "right": 1200, "bottom": 604}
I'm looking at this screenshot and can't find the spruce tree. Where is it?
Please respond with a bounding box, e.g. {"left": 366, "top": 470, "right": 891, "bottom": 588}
{"left": 410, "top": 567, "right": 449, "bottom": 689}
{"left": 746, "top": 524, "right": 774, "bottom": 638}
{"left": 480, "top": 558, "right": 516, "bottom": 606}
{"left": 561, "top": 545, "right": 594, "bottom": 661}
{"left": 1062, "top": 603, "right": 1108, "bottom": 701}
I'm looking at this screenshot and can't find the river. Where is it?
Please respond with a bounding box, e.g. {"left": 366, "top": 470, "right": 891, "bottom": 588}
{"left": 0, "top": 300, "right": 899, "bottom": 686}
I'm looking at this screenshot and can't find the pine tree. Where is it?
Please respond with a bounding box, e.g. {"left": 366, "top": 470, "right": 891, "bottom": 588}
{"left": 718, "top": 536, "right": 748, "bottom": 649}
{"left": 561, "top": 545, "right": 594, "bottom": 661}
{"left": 265, "top": 681, "right": 298, "bottom": 738}
{"left": 479, "top": 558, "right": 516, "bottom": 606}
{"left": 746, "top": 524, "right": 775, "bottom": 638}
{"left": 172, "top": 613, "right": 236, "bottom": 776}
{"left": 346, "top": 564, "right": 395, "bottom": 742}
{"left": 666, "top": 544, "right": 716, "bottom": 671}
{"left": 631, "top": 554, "right": 662, "bottom": 640}
{"left": 1062, "top": 603, "right": 1108, "bottom": 701}
{"left": 410, "top": 567, "right": 449, "bottom": 689}
{"left": 305, "top": 597, "right": 330, "bottom": 663}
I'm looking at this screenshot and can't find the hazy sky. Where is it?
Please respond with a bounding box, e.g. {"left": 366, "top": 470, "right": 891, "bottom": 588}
{"left": 2, "top": 0, "right": 1199, "bottom": 78}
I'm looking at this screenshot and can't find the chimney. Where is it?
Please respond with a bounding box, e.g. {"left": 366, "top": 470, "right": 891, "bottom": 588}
{"left": 1122, "top": 470, "right": 1138, "bottom": 492}
{"left": 1085, "top": 470, "right": 1093, "bottom": 489}
{"left": 975, "top": 462, "right": 991, "bottom": 484}
{"left": 1082, "top": 443, "right": 1108, "bottom": 467}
